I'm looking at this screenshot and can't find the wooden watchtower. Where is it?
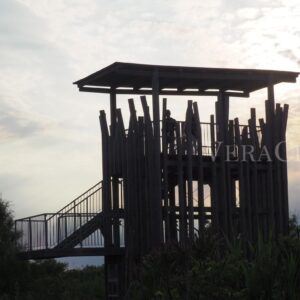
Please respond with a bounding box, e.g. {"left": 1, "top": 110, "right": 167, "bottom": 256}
{"left": 74, "top": 62, "right": 298, "bottom": 299}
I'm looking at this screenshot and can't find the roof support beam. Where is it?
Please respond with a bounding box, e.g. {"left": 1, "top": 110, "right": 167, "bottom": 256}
{"left": 79, "top": 86, "right": 250, "bottom": 98}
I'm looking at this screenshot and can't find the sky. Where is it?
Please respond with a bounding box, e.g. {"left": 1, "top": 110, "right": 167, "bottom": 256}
{"left": 0, "top": 0, "right": 300, "bottom": 264}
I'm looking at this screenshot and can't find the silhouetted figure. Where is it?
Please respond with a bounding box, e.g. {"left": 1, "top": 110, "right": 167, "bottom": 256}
{"left": 184, "top": 107, "right": 198, "bottom": 153}
{"left": 165, "top": 110, "right": 177, "bottom": 154}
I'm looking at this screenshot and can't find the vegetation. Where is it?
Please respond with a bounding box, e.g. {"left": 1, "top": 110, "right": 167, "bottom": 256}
{"left": 0, "top": 196, "right": 105, "bottom": 300}
{"left": 2, "top": 195, "right": 300, "bottom": 299}
{"left": 128, "top": 223, "right": 300, "bottom": 300}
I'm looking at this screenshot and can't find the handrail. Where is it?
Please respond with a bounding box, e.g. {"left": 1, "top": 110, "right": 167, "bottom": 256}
{"left": 46, "top": 181, "right": 102, "bottom": 222}
{"left": 15, "top": 179, "right": 125, "bottom": 252}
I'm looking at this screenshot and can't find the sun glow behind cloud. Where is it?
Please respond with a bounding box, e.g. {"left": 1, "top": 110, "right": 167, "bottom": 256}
{"left": 0, "top": 0, "right": 299, "bottom": 219}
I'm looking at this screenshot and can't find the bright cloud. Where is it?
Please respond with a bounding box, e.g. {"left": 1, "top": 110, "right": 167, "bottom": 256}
{"left": 0, "top": 0, "right": 299, "bottom": 220}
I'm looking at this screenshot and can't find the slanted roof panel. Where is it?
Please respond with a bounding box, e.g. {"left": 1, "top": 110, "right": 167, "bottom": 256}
{"left": 74, "top": 62, "right": 299, "bottom": 96}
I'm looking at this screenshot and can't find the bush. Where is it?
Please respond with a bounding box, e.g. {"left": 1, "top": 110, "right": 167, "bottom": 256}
{"left": 128, "top": 227, "right": 300, "bottom": 300}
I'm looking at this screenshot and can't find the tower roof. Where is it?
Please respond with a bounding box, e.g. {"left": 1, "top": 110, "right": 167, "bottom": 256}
{"left": 74, "top": 62, "right": 299, "bottom": 97}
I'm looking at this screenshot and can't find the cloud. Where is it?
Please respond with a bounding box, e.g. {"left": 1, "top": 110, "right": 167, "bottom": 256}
{"left": 0, "top": 0, "right": 299, "bottom": 223}
{"left": 0, "top": 98, "right": 48, "bottom": 140}
{"left": 279, "top": 50, "right": 300, "bottom": 67}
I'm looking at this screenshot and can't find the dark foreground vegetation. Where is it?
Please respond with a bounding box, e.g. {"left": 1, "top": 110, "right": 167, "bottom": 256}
{"left": 128, "top": 218, "right": 300, "bottom": 300}
{"left": 0, "top": 197, "right": 104, "bottom": 300}
{"left": 1, "top": 196, "right": 300, "bottom": 299}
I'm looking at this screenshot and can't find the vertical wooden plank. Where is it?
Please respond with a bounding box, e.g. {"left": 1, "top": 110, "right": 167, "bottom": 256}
{"left": 248, "top": 109, "right": 259, "bottom": 240}
{"left": 137, "top": 116, "right": 145, "bottom": 256}
{"left": 226, "top": 121, "right": 234, "bottom": 237}
{"left": 268, "top": 85, "right": 278, "bottom": 237}
{"left": 152, "top": 70, "right": 163, "bottom": 246}
{"left": 112, "top": 178, "right": 120, "bottom": 247}
{"left": 274, "top": 104, "right": 283, "bottom": 235}
{"left": 210, "top": 115, "right": 219, "bottom": 231}
{"left": 176, "top": 122, "right": 187, "bottom": 244}
{"left": 215, "top": 101, "right": 221, "bottom": 142}
{"left": 128, "top": 99, "right": 139, "bottom": 258}
{"left": 242, "top": 125, "right": 252, "bottom": 242}
{"left": 140, "top": 95, "right": 154, "bottom": 251}
{"left": 216, "top": 93, "right": 229, "bottom": 236}
{"left": 162, "top": 98, "right": 170, "bottom": 242}
{"left": 268, "top": 83, "right": 275, "bottom": 151}
{"left": 211, "top": 115, "right": 216, "bottom": 157}
{"left": 193, "top": 102, "right": 205, "bottom": 235}
{"left": 110, "top": 90, "right": 117, "bottom": 134}
{"left": 186, "top": 101, "right": 194, "bottom": 240}
{"left": 116, "top": 109, "right": 126, "bottom": 177}
{"left": 169, "top": 186, "right": 177, "bottom": 241}
{"left": 99, "top": 110, "right": 112, "bottom": 247}
{"left": 137, "top": 116, "right": 147, "bottom": 255}
{"left": 29, "top": 218, "right": 32, "bottom": 251}
{"left": 44, "top": 215, "right": 48, "bottom": 249}
{"left": 234, "top": 118, "right": 246, "bottom": 240}
{"left": 125, "top": 98, "right": 140, "bottom": 283}
{"left": 281, "top": 104, "right": 289, "bottom": 235}
{"left": 265, "top": 99, "right": 275, "bottom": 237}
{"left": 258, "top": 117, "right": 268, "bottom": 239}
{"left": 228, "top": 120, "right": 235, "bottom": 158}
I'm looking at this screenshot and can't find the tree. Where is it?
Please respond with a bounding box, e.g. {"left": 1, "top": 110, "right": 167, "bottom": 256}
{"left": 0, "top": 195, "right": 22, "bottom": 298}
{"left": 0, "top": 196, "right": 105, "bottom": 299}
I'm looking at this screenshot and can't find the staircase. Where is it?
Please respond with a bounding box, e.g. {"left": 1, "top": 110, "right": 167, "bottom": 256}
{"left": 15, "top": 180, "right": 125, "bottom": 259}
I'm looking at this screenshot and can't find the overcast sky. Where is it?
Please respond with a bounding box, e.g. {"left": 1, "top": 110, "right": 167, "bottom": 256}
{"left": 1, "top": 0, "right": 300, "bottom": 223}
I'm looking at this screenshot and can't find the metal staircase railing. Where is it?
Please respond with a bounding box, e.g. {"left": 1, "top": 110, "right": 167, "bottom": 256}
{"left": 15, "top": 181, "right": 123, "bottom": 252}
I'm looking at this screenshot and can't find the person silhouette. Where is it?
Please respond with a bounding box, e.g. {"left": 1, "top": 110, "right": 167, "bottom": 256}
{"left": 164, "top": 110, "right": 177, "bottom": 154}
{"left": 184, "top": 107, "right": 198, "bottom": 153}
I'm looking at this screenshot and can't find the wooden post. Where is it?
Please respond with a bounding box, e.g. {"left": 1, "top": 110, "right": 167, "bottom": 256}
{"left": 265, "top": 97, "right": 275, "bottom": 236}
{"left": 176, "top": 123, "right": 187, "bottom": 244}
{"left": 152, "top": 70, "right": 163, "bottom": 246}
{"left": 29, "top": 218, "right": 32, "bottom": 251}
{"left": 216, "top": 92, "right": 229, "bottom": 236}
{"left": 274, "top": 104, "right": 283, "bottom": 235}
{"left": 249, "top": 109, "right": 259, "bottom": 240}
{"left": 281, "top": 104, "right": 289, "bottom": 234}
{"left": 137, "top": 116, "right": 147, "bottom": 254}
{"left": 193, "top": 102, "right": 205, "bottom": 235}
{"left": 162, "top": 98, "right": 170, "bottom": 242}
{"left": 110, "top": 89, "right": 117, "bottom": 134}
{"left": 210, "top": 115, "right": 219, "bottom": 231}
{"left": 112, "top": 178, "right": 120, "bottom": 247}
{"left": 234, "top": 118, "right": 246, "bottom": 240}
{"left": 99, "top": 111, "right": 112, "bottom": 247}
{"left": 141, "top": 96, "right": 154, "bottom": 251}
{"left": 44, "top": 214, "right": 48, "bottom": 249}
{"left": 186, "top": 101, "right": 194, "bottom": 240}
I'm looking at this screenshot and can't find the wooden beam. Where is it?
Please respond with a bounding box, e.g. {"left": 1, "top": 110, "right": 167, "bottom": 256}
{"left": 116, "top": 68, "right": 293, "bottom": 82}
{"left": 79, "top": 86, "right": 250, "bottom": 97}
{"left": 152, "top": 70, "right": 163, "bottom": 246}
